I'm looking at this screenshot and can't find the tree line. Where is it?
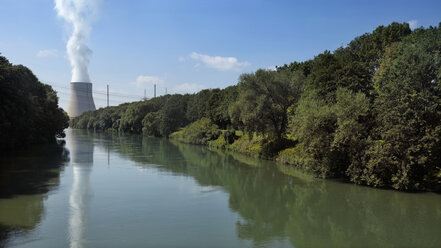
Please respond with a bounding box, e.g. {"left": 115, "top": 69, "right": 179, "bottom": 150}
{"left": 71, "top": 22, "right": 441, "bottom": 191}
{"left": 0, "top": 55, "right": 69, "bottom": 153}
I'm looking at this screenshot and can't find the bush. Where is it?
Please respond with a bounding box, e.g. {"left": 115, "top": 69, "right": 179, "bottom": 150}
{"left": 169, "top": 118, "right": 221, "bottom": 145}
{"left": 260, "top": 138, "right": 298, "bottom": 159}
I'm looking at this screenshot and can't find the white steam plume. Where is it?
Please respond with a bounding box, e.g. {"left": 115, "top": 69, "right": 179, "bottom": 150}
{"left": 55, "top": 0, "right": 100, "bottom": 83}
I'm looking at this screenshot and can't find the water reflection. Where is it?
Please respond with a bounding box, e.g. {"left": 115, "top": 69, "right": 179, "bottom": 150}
{"left": 178, "top": 142, "right": 441, "bottom": 248}
{"left": 0, "top": 142, "right": 68, "bottom": 247}
{"left": 66, "top": 129, "right": 94, "bottom": 248}
{"left": 4, "top": 131, "right": 438, "bottom": 247}
{"left": 90, "top": 132, "right": 441, "bottom": 248}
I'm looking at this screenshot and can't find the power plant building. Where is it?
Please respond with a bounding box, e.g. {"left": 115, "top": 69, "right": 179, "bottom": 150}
{"left": 67, "top": 82, "right": 96, "bottom": 118}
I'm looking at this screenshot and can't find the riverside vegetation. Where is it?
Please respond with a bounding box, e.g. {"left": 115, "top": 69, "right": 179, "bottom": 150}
{"left": 0, "top": 54, "right": 69, "bottom": 153}
{"left": 70, "top": 23, "right": 441, "bottom": 192}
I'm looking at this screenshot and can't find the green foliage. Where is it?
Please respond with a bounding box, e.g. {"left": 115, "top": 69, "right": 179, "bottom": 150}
{"left": 160, "top": 94, "right": 190, "bottom": 136}
{"left": 287, "top": 87, "right": 370, "bottom": 178}
{"left": 206, "top": 86, "right": 238, "bottom": 129}
{"left": 276, "top": 147, "right": 298, "bottom": 165}
{"left": 260, "top": 138, "right": 297, "bottom": 159}
{"left": 185, "top": 89, "right": 213, "bottom": 123}
{"left": 223, "top": 130, "right": 239, "bottom": 145}
{"left": 70, "top": 104, "right": 128, "bottom": 131}
{"left": 287, "top": 78, "right": 374, "bottom": 178}
{"left": 351, "top": 25, "right": 441, "bottom": 191}
{"left": 142, "top": 111, "right": 161, "bottom": 136}
{"left": 350, "top": 22, "right": 411, "bottom": 72}
{"left": 169, "top": 118, "right": 221, "bottom": 145}
{"left": 306, "top": 51, "right": 341, "bottom": 101}
{"left": 71, "top": 94, "right": 190, "bottom": 137}
{"left": 0, "top": 55, "right": 68, "bottom": 152}
{"left": 289, "top": 90, "right": 337, "bottom": 176}
{"left": 228, "top": 134, "right": 263, "bottom": 157}
{"left": 69, "top": 23, "right": 441, "bottom": 191}
{"left": 120, "top": 101, "right": 160, "bottom": 133}
{"left": 285, "top": 23, "right": 441, "bottom": 191}
{"left": 277, "top": 60, "right": 313, "bottom": 77}
{"left": 208, "top": 135, "right": 229, "bottom": 149}
{"left": 207, "top": 130, "right": 239, "bottom": 149}
{"left": 332, "top": 88, "right": 371, "bottom": 177}
{"left": 231, "top": 69, "right": 303, "bottom": 139}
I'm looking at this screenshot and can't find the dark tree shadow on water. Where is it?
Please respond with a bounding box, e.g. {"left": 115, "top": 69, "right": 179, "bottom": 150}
{"left": 0, "top": 140, "right": 69, "bottom": 246}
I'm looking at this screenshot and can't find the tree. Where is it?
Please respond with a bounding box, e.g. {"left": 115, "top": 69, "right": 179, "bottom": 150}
{"left": 288, "top": 90, "right": 336, "bottom": 176}
{"left": 348, "top": 22, "right": 411, "bottom": 74}
{"left": 206, "top": 86, "right": 238, "bottom": 129}
{"left": 354, "top": 25, "right": 441, "bottom": 191}
{"left": 305, "top": 51, "right": 341, "bottom": 102}
{"left": 185, "top": 89, "right": 213, "bottom": 122}
{"left": 160, "top": 94, "right": 189, "bottom": 136}
{"left": 0, "top": 55, "right": 68, "bottom": 152}
{"left": 232, "top": 69, "right": 303, "bottom": 140}
{"left": 142, "top": 111, "right": 161, "bottom": 136}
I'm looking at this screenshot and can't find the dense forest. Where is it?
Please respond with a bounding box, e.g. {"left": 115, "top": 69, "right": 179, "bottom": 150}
{"left": 71, "top": 22, "right": 441, "bottom": 191}
{"left": 0, "top": 55, "right": 69, "bottom": 153}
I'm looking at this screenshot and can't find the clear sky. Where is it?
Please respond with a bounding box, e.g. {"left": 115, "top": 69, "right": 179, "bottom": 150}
{"left": 1, "top": 0, "right": 440, "bottom": 109}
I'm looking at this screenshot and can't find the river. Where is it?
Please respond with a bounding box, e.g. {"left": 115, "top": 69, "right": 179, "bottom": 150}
{"left": 0, "top": 129, "right": 440, "bottom": 247}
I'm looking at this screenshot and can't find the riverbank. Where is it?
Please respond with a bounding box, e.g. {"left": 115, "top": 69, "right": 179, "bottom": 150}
{"left": 169, "top": 120, "right": 441, "bottom": 193}
{"left": 168, "top": 118, "right": 295, "bottom": 158}
{"left": 70, "top": 23, "right": 441, "bottom": 192}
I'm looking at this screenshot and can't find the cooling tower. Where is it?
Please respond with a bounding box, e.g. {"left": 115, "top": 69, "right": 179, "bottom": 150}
{"left": 67, "top": 82, "right": 96, "bottom": 118}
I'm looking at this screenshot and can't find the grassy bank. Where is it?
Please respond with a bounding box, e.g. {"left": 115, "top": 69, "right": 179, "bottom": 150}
{"left": 169, "top": 118, "right": 296, "bottom": 161}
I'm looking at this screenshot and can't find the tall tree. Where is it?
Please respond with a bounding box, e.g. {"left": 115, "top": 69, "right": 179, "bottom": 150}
{"left": 232, "top": 69, "right": 303, "bottom": 140}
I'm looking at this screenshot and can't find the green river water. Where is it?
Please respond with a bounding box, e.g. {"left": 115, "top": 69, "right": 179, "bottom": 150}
{"left": 0, "top": 129, "right": 440, "bottom": 247}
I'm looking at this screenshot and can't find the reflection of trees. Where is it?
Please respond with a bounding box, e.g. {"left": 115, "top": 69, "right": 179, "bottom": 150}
{"left": 0, "top": 142, "right": 69, "bottom": 247}
{"left": 282, "top": 181, "right": 441, "bottom": 247}
{"left": 91, "top": 132, "right": 441, "bottom": 248}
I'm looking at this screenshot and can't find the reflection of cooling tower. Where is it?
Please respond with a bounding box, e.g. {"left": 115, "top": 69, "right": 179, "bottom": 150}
{"left": 66, "top": 129, "right": 94, "bottom": 248}
{"left": 67, "top": 129, "right": 94, "bottom": 165}
{"left": 67, "top": 82, "right": 96, "bottom": 118}
{"left": 69, "top": 164, "right": 92, "bottom": 248}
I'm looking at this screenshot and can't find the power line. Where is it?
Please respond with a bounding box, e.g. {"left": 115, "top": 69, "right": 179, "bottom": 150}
{"left": 55, "top": 91, "right": 125, "bottom": 104}
{"left": 47, "top": 83, "right": 149, "bottom": 99}
{"left": 46, "top": 82, "right": 159, "bottom": 110}
{"left": 54, "top": 85, "right": 144, "bottom": 99}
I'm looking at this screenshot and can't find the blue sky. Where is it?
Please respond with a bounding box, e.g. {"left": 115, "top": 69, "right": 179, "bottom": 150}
{"left": 1, "top": 0, "right": 440, "bottom": 109}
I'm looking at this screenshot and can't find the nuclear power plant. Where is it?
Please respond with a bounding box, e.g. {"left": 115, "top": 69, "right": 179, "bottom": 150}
{"left": 56, "top": 0, "right": 97, "bottom": 118}
{"left": 67, "top": 82, "right": 96, "bottom": 118}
